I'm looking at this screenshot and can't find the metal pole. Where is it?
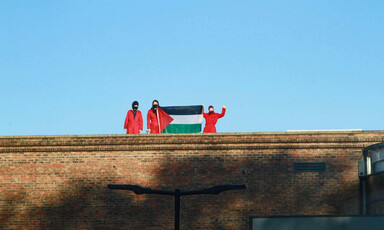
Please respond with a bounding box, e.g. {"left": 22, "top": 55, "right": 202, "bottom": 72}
{"left": 175, "top": 189, "right": 181, "bottom": 230}
{"left": 156, "top": 108, "right": 161, "bottom": 133}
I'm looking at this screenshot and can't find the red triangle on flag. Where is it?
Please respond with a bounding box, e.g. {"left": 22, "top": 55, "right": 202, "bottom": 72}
{"left": 157, "top": 107, "right": 174, "bottom": 133}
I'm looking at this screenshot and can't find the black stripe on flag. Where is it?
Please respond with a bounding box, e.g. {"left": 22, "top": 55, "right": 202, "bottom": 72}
{"left": 160, "top": 105, "right": 203, "bottom": 115}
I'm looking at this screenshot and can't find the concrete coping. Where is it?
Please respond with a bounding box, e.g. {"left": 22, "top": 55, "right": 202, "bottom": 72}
{"left": 1, "top": 130, "right": 383, "bottom": 139}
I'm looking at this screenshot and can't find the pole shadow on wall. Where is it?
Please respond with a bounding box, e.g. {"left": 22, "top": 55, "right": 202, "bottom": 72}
{"left": 107, "top": 184, "right": 246, "bottom": 230}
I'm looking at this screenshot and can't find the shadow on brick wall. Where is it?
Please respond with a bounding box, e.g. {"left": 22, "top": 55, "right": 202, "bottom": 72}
{"left": 0, "top": 191, "right": 28, "bottom": 228}
{"left": 1, "top": 152, "right": 359, "bottom": 229}
{"left": 26, "top": 179, "right": 169, "bottom": 230}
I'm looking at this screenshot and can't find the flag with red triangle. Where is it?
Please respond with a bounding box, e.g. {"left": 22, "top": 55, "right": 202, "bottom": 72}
{"left": 157, "top": 107, "right": 174, "bottom": 133}
{"left": 160, "top": 105, "right": 203, "bottom": 133}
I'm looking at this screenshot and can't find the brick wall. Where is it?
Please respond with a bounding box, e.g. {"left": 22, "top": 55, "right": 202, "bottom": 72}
{"left": 1, "top": 131, "right": 384, "bottom": 229}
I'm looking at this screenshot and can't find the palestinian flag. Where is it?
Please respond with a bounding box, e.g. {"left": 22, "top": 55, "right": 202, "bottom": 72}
{"left": 160, "top": 105, "right": 203, "bottom": 133}
{"left": 156, "top": 107, "right": 174, "bottom": 133}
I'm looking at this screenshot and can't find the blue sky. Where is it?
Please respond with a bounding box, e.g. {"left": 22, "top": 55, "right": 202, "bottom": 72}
{"left": 1, "top": 1, "right": 383, "bottom": 135}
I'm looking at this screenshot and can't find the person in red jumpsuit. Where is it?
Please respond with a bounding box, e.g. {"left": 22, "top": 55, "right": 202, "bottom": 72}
{"left": 203, "top": 105, "right": 226, "bottom": 133}
{"left": 124, "top": 101, "right": 143, "bottom": 134}
{"left": 147, "top": 100, "right": 160, "bottom": 134}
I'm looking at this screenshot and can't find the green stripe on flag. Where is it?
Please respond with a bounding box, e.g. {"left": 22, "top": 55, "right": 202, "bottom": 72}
{"left": 162, "top": 124, "right": 201, "bottom": 133}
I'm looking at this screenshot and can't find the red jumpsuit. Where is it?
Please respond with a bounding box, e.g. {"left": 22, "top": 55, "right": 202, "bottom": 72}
{"left": 147, "top": 109, "right": 159, "bottom": 134}
{"left": 203, "top": 107, "right": 226, "bottom": 133}
{"left": 124, "top": 110, "right": 143, "bottom": 134}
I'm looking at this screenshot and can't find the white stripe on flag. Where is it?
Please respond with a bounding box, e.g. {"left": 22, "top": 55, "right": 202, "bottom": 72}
{"left": 170, "top": 114, "right": 203, "bottom": 125}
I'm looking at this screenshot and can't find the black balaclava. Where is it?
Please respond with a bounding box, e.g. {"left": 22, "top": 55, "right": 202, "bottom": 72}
{"left": 132, "top": 101, "right": 139, "bottom": 118}
{"left": 152, "top": 100, "right": 159, "bottom": 114}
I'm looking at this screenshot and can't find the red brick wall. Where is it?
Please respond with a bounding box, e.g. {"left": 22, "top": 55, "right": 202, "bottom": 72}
{"left": 1, "top": 131, "right": 384, "bottom": 229}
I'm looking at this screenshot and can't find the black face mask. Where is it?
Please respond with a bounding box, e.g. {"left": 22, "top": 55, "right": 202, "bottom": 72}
{"left": 152, "top": 104, "right": 158, "bottom": 114}
{"left": 132, "top": 101, "right": 139, "bottom": 118}
{"left": 132, "top": 101, "right": 139, "bottom": 110}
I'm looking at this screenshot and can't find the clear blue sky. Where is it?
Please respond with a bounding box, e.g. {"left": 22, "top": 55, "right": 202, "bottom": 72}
{"left": 1, "top": 1, "right": 383, "bottom": 136}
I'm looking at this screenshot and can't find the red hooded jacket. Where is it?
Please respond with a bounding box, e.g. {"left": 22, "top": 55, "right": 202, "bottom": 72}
{"left": 147, "top": 109, "right": 159, "bottom": 134}
{"left": 124, "top": 110, "right": 143, "bottom": 134}
{"left": 203, "top": 107, "right": 226, "bottom": 133}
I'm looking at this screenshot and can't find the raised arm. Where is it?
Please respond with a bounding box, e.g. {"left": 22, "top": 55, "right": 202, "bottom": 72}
{"left": 218, "top": 106, "right": 226, "bottom": 118}
{"left": 202, "top": 104, "right": 208, "bottom": 118}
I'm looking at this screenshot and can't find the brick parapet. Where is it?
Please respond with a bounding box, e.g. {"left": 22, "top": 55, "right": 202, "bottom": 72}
{"left": 1, "top": 131, "right": 384, "bottom": 152}
{"left": 1, "top": 131, "right": 384, "bottom": 229}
